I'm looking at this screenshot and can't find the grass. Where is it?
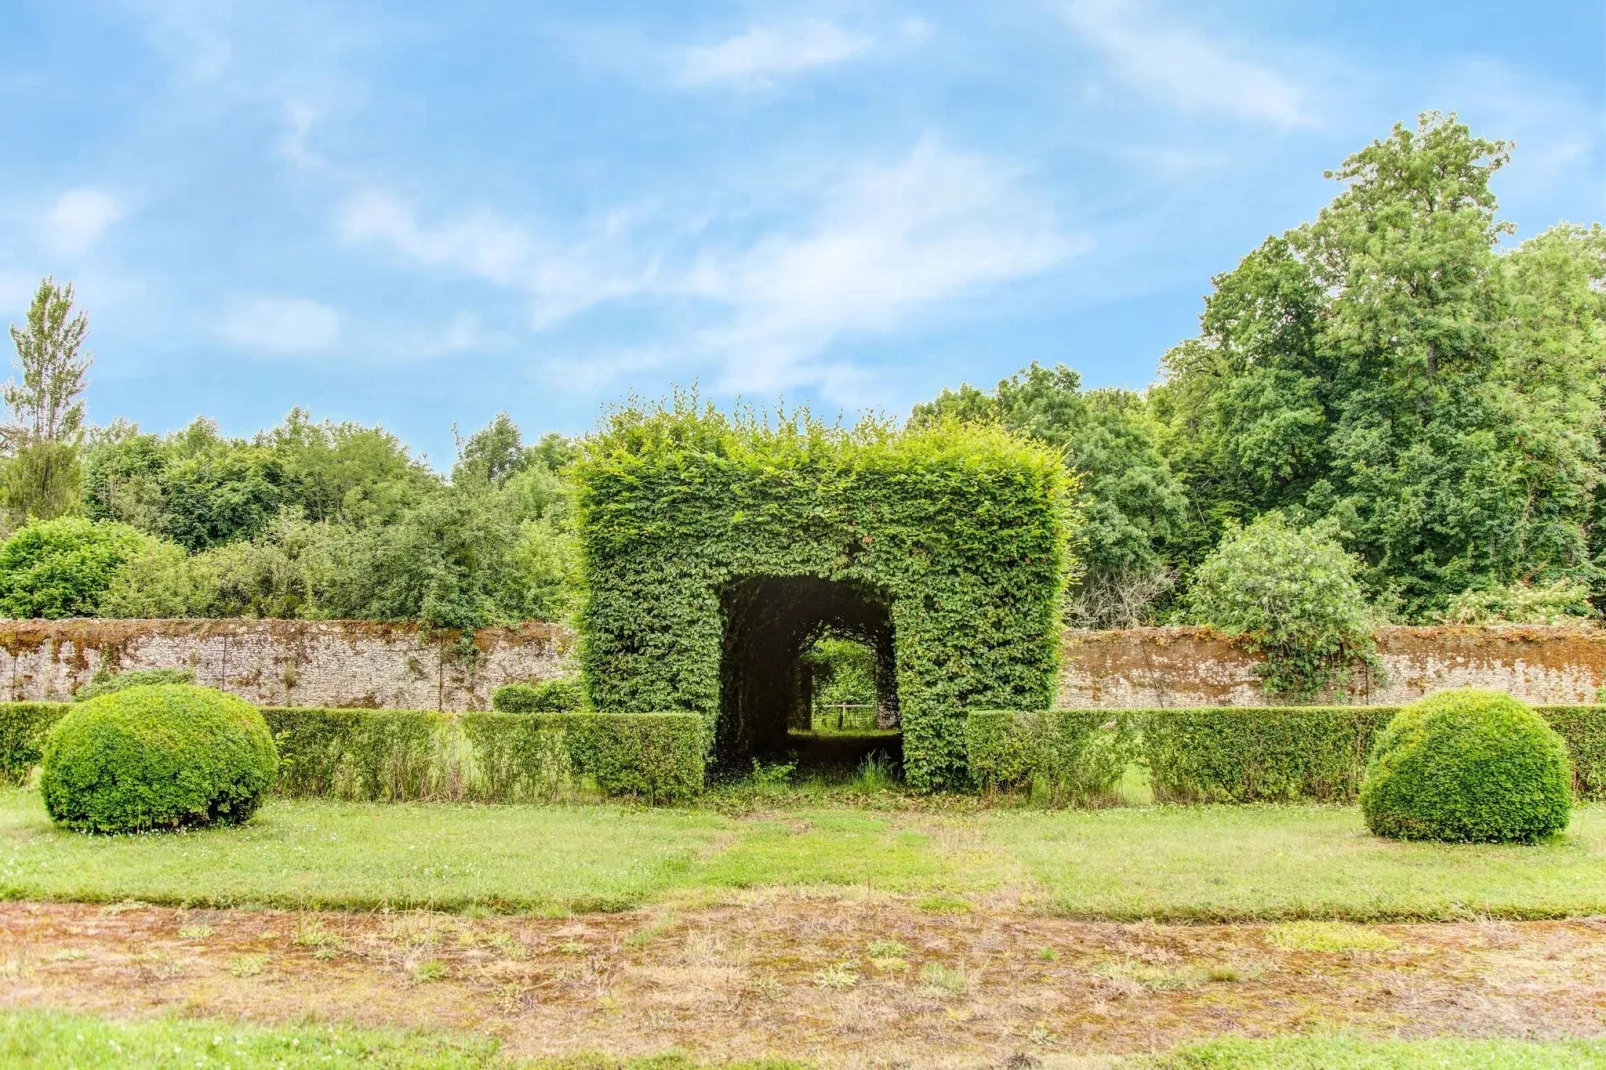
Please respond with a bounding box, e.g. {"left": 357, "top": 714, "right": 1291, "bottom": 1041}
{"left": 0, "top": 792, "right": 729, "bottom": 913}
{"left": 0, "top": 1010, "right": 807, "bottom": 1069}
{"left": 1150, "top": 1034, "right": 1606, "bottom": 1068}
{"left": 2, "top": 789, "right": 1605, "bottom": 920}
{"left": 990, "top": 803, "right": 1606, "bottom": 920}
{"left": 3, "top": 1012, "right": 1604, "bottom": 1069}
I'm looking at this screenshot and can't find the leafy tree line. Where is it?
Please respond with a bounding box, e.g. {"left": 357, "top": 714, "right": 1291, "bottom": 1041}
{"left": 0, "top": 289, "right": 577, "bottom": 630}
{"left": 916, "top": 112, "right": 1606, "bottom": 636}
{"left": 1, "top": 112, "right": 1602, "bottom": 657}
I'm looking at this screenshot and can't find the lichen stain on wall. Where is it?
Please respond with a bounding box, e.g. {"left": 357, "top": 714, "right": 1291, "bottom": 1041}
{"left": 1058, "top": 625, "right": 1606, "bottom": 708}
{"left": 0, "top": 619, "right": 572, "bottom": 710}
{"left": 1, "top": 618, "right": 1598, "bottom": 710}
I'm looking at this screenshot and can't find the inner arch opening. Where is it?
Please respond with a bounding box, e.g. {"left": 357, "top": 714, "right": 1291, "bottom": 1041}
{"left": 717, "top": 576, "right": 900, "bottom": 774}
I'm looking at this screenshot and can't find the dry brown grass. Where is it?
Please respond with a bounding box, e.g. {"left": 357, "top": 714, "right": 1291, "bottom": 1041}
{"left": 3, "top": 899, "right": 1606, "bottom": 1068}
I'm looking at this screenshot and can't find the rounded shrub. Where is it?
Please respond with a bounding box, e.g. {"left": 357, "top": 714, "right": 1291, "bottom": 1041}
{"left": 492, "top": 677, "right": 586, "bottom": 713}
{"left": 40, "top": 684, "right": 278, "bottom": 834}
{"left": 1360, "top": 689, "right": 1571, "bottom": 843}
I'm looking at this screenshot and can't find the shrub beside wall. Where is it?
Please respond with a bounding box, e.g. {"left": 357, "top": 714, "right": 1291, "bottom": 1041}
{"left": 41, "top": 685, "right": 278, "bottom": 833}
{"left": 491, "top": 678, "right": 587, "bottom": 713}
{"left": 965, "top": 709, "right": 1136, "bottom": 804}
{"left": 0, "top": 703, "right": 68, "bottom": 783}
{"left": 1361, "top": 690, "right": 1572, "bottom": 842}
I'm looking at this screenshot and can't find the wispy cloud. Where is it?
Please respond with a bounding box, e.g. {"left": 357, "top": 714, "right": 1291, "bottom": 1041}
{"left": 219, "top": 296, "right": 340, "bottom": 354}
{"left": 41, "top": 189, "right": 123, "bottom": 257}
{"left": 342, "top": 139, "right": 1081, "bottom": 396}
{"left": 1061, "top": 0, "right": 1316, "bottom": 128}
{"left": 672, "top": 20, "right": 873, "bottom": 89}
{"left": 683, "top": 139, "right": 1082, "bottom": 391}
{"left": 342, "top": 191, "right": 532, "bottom": 286}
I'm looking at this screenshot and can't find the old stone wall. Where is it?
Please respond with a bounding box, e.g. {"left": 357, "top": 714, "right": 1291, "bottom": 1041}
{"left": 1058, "top": 625, "right": 1606, "bottom": 708}
{"left": 3, "top": 619, "right": 1603, "bottom": 710}
{"left": 0, "top": 619, "right": 573, "bottom": 710}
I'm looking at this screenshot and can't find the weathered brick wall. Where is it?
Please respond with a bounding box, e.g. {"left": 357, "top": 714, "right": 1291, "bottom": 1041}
{"left": 0, "top": 620, "right": 572, "bottom": 710}
{"left": 4, "top": 619, "right": 1602, "bottom": 710}
{"left": 1058, "top": 625, "right": 1606, "bottom": 707}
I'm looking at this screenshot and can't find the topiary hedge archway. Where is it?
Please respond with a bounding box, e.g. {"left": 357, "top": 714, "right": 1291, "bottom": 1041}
{"left": 573, "top": 398, "right": 1073, "bottom": 790}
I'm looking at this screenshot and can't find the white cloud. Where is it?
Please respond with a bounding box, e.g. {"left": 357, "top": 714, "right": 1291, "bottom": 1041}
{"left": 1060, "top": 0, "right": 1316, "bottom": 128}
{"left": 673, "top": 20, "right": 872, "bottom": 88}
{"left": 685, "top": 139, "right": 1082, "bottom": 392}
{"left": 342, "top": 190, "right": 533, "bottom": 286}
{"left": 342, "top": 139, "right": 1081, "bottom": 396}
{"left": 219, "top": 296, "right": 340, "bottom": 355}
{"left": 41, "top": 188, "right": 123, "bottom": 256}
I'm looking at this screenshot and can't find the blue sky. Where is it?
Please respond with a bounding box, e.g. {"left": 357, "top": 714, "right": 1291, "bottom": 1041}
{"left": 2, "top": 0, "right": 1601, "bottom": 466}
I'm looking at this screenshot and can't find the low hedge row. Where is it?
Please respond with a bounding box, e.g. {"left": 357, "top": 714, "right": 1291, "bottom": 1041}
{"left": 1129, "top": 705, "right": 1604, "bottom": 803}
{"left": 262, "top": 708, "right": 706, "bottom": 804}
{"left": 0, "top": 703, "right": 704, "bottom": 804}
{"left": 967, "top": 705, "right": 1606, "bottom": 803}
{"left": 965, "top": 710, "right": 1137, "bottom": 804}
{"left": 5, "top": 699, "right": 1601, "bottom": 806}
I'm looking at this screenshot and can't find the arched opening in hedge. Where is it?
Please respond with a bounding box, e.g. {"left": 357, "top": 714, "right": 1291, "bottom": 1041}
{"left": 717, "top": 575, "right": 899, "bottom": 770}
{"left": 573, "top": 398, "right": 1071, "bottom": 791}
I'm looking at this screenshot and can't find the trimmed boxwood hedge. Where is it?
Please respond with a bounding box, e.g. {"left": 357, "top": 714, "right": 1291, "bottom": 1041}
{"left": 3, "top": 698, "right": 1601, "bottom": 808}
{"left": 574, "top": 399, "right": 1071, "bottom": 790}
{"left": 1134, "top": 704, "right": 1606, "bottom": 804}
{"left": 1361, "top": 690, "right": 1572, "bottom": 843}
{"left": 965, "top": 709, "right": 1136, "bottom": 804}
{"left": 40, "top": 685, "right": 278, "bottom": 833}
{"left": 1139, "top": 707, "right": 1394, "bottom": 803}
{"left": 262, "top": 707, "right": 705, "bottom": 804}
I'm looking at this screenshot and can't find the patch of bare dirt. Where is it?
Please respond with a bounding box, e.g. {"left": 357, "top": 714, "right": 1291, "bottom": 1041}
{"left": 2, "top": 899, "right": 1605, "bottom": 1068}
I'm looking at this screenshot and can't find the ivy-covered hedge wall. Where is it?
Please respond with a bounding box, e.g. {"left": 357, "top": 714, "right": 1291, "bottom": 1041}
{"left": 573, "top": 398, "right": 1073, "bottom": 790}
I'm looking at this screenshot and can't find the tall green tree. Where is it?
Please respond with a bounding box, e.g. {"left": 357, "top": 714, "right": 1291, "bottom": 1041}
{"left": 1154, "top": 113, "right": 1606, "bottom": 619}
{"left": 2, "top": 279, "right": 93, "bottom": 525}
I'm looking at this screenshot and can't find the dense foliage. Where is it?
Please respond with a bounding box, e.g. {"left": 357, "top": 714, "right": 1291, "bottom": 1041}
{"left": 491, "top": 678, "right": 586, "bottom": 713}
{"left": 1153, "top": 114, "right": 1606, "bottom": 621}
{"left": 574, "top": 396, "right": 1071, "bottom": 790}
{"left": 912, "top": 364, "right": 1185, "bottom": 627}
{"left": 39, "top": 684, "right": 277, "bottom": 833}
{"left": 911, "top": 114, "right": 1606, "bottom": 628}
{"left": 1186, "top": 515, "right": 1381, "bottom": 699}
{"left": 0, "top": 410, "right": 579, "bottom": 630}
{"left": 0, "top": 516, "right": 151, "bottom": 618}
{"left": 1361, "top": 689, "right": 1573, "bottom": 843}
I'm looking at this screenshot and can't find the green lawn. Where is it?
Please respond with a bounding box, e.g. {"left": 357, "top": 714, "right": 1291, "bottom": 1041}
{"left": 2, "top": 789, "right": 1604, "bottom": 919}
{"left": 3, "top": 1012, "right": 1603, "bottom": 1069}
{"left": 0, "top": 1010, "right": 803, "bottom": 1069}
{"left": 991, "top": 803, "right": 1606, "bottom": 920}
{"left": 1152, "top": 1035, "right": 1606, "bottom": 1069}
